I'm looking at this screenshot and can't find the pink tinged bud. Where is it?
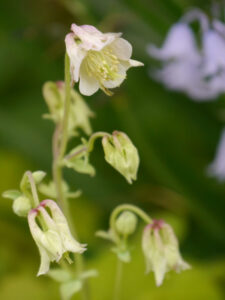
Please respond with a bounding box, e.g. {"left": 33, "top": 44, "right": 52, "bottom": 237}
{"left": 28, "top": 200, "right": 87, "bottom": 276}
{"left": 142, "top": 220, "right": 190, "bottom": 286}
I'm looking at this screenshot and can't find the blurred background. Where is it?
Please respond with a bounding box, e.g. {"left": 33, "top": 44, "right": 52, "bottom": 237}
{"left": 1, "top": 0, "right": 225, "bottom": 299}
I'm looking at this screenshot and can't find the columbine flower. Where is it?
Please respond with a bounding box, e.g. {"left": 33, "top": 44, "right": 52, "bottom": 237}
{"left": 28, "top": 199, "right": 86, "bottom": 276}
{"left": 102, "top": 131, "right": 139, "bottom": 184}
{"left": 142, "top": 219, "right": 190, "bottom": 286}
{"left": 147, "top": 22, "right": 200, "bottom": 62}
{"left": 208, "top": 128, "right": 225, "bottom": 181}
{"left": 147, "top": 9, "right": 225, "bottom": 101}
{"left": 65, "top": 24, "right": 143, "bottom": 96}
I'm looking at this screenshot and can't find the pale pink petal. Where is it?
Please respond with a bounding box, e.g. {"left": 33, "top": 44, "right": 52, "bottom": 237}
{"left": 71, "top": 23, "right": 120, "bottom": 51}
{"left": 65, "top": 33, "right": 86, "bottom": 82}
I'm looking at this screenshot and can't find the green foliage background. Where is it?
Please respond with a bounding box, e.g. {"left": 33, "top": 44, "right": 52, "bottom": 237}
{"left": 0, "top": 0, "right": 225, "bottom": 299}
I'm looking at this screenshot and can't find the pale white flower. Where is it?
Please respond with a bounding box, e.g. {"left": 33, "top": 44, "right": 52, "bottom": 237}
{"left": 208, "top": 128, "right": 225, "bottom": 181}
{"left": 28, "top": 199, "right": 86, "bottom": 276}
{"left": 65, "top": 24, "right": 143, "bottom": 96}
{"left": 153, "top": 60, "right": 218, "bottom": 101}
{"left": 142, "top": 220, "right": 190, "bottom": 286}
{"left": 147, "top": 22, "right": 200, "bottom": 62}
{"left": 202, "top": 29, "right": 225, "bottom": 76}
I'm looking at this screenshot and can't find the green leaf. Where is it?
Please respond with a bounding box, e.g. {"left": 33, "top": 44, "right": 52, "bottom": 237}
{"left": 48, "top": 269, "right": 72, "bottom": 283}
{"left": 60, "top": 280, "right": 82, "bottom": 300}
{"left": 2, "top": 190, "right": 21, "bottom": 200}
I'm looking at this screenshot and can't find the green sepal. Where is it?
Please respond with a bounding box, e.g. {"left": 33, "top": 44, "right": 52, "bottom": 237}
{"left": 63, "top": 144, "right": 95, "bottom": 176}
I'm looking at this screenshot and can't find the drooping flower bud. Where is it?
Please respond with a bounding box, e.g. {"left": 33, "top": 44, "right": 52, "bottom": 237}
{"left": 43, "top": 81, "right": 94, "bottom": 137}
{"left": 65, "top": 24, "right": 143, "bottom": 96}
{"left": 142, "top": 219, "right": 190, "bottom": 286}
{"left": 102, "top": 131, "right": 139, "bottom": 184}
{"left": 12, "top": 195, "right": 32, "bottom": 217}
{"left": 2, "top": 190, "right": 32, "bottom": 217}
{"left": 115, "top": 211, "right": 138, "bottom": 236}
{"left": 28, "top": 199, "right": 87, "bottom": 276}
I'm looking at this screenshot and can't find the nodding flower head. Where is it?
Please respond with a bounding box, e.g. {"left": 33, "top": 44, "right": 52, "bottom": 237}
{"left": 142, "top": 219, "right": 190, "bottom": 287}
{"left": 28, "top": 199, "right": 87, "bottom": 276}
{"left": 102, "top": 131, "right": 139, "bottom": 184}
{"left": 65, "top": 24, "right": 143, "bottom": 96}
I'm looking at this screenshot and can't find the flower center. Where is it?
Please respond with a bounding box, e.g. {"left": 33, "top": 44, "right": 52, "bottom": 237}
{"left": 85, "top": 47, "right": 120, "bottom": 83}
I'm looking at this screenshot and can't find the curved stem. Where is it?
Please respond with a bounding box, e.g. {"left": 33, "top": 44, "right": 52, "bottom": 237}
{"left": 113, "top": 258, "right": 123, "bottom": 300}
{"left": 110, "top": 204, "right": 153, "bottom": 234}
{"left": 88, "top": 131, "right": 111, "bottom": 152}
{"left": 26, "top": 171, "right": 39, "bottom": 208}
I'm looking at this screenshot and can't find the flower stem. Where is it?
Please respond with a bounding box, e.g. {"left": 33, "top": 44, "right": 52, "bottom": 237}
{"left": 113, "top": 258, "right": 123, "bottom": 300}
{"left": 110, "top": 204, "right": 153, "bottom": 237}
{"left": 52, "top": 53, "right": 89, "bottom": 300}
{"left": 26, "top": 171, "right": 39, "bottom": 208}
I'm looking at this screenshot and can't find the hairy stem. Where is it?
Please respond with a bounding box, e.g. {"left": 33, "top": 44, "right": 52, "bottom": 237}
{"left": 52, "top": 53, "right": 89, "bottom": 300}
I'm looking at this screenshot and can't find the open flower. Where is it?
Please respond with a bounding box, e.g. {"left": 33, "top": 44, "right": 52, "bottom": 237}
{"left": 142, "top": 220, "right": 190, "bottom": 286}
{"left": 65, "top": 24, "right": 143, "bottom": 96}
{"left": 28, "top": 199, "right": 86, "bottom": 276}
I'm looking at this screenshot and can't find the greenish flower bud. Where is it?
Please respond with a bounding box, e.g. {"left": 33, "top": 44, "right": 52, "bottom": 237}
{"left": 115, "top": 211, "right": 138, "bottom": 235}
{"left": 102, "top": 131, "right": 139, "bottom": 184}
{"left": 142, "top": 220, "right": 190, "bottom": 286}
{"left": 12, "top": 196, "right": 32, "bottom": 217}
{"left": 32, "top": 171, "right": 46, "bottom": 184}
{"left": 43, "top": 81, "right": 94, "bottom": 137}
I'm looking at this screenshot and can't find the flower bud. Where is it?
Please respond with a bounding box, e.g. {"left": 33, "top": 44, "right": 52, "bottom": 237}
{"left": 142, "top": 219, "right": 190, "bottom": 286}
{"left": 43, "top": 81, "right": 94, "bottom": 137}
{"left": 28, "top": 199, "right": 87, "bottom": 276}
{"left": 115, "top": 211, "right": 137, "bottom": 235}
{"left": 12, "top": 196, "right": 32, "bottom": 217}
{"left": 102, "top": 131, "right": 139, "bottom": 184}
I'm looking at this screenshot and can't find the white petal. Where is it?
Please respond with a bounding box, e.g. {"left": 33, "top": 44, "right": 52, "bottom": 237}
{"left": 37, "top": 246, "right": 51, "bottom": 276}
{"left": 147, "top": 22, "right": 200, "bottom": 62}
{"left": 109, "top": 38, "right": 132, "bottom": 60}
{"left": 202, "top": 29, "right": 225, "bottom": 76}
{"left": 65, "top": 33, "right": 86, "bottom": 82}
{"left": 79, "top": 63, "right": 100, "bottom": 96}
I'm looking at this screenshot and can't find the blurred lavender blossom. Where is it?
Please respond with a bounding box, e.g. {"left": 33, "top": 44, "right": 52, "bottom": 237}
{"left": 147, "top": 9, "right": 225, "bottom": 101}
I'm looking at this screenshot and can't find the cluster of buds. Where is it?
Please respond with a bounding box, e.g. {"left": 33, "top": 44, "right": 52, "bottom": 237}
{"left": 97, "top": 208, "right": 190, "bottom": 286}
{"left": 28, "top": 199, "right": 86, "bottom": 276}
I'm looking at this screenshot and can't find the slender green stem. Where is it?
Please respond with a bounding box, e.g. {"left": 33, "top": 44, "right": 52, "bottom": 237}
{"left": 110, "top": 204, "right": 153, "bottom": 236}
{"left": 26, "top": 171, "right": 39, "bottom": 208}
{"left": 113, "top": 258, "right": 123, "bottom": 300}
{"left": 88, "top": 131, "right": 111, "bottom": 152}
{"left": 52, "top": 53, "right": 89, "bottom": 300}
